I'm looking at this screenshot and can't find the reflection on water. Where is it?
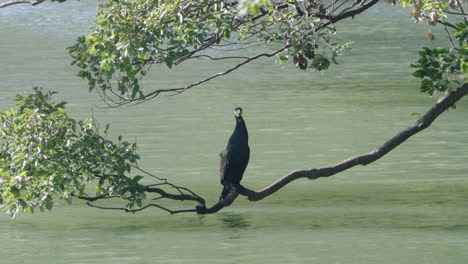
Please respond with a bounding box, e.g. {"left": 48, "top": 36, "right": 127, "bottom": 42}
{"left": 1, "top": 1, "right": 468, "bottom": 264}
{"left": 218, "top": 213, "right": 251, "bottom": 230}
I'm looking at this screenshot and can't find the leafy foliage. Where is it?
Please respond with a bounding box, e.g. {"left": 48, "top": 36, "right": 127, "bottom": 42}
{"left": 68, "top": 0, "right": 352, "bottom": 104}
{"left": 397, "top": 0, "right": 460, "bottom": 22}
{"left": 0, "top": 88, "right": 145, "bottom": 217}
{"left": 2, "top": 0, "right": 467, "bottom": 217}
{"left": 410, "top": 23, "right": 467, "bottom": 95}
{"left": 68, "top": 0, "right": 239, "bottom": 101}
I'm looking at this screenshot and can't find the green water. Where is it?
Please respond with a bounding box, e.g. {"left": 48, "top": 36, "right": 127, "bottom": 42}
{"left": 1, "top": 2, "right": 468, "bottom": 264}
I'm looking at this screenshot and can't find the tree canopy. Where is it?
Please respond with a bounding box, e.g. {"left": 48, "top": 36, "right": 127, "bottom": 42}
{"left": 67, "top": 0, "right": 466, "bottom": 105}
{"left": 0, "top": 0, "right": 467, "bottom": 218}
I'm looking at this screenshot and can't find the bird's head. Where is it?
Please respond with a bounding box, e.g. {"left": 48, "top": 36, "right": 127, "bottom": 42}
{"left": 234, "top": 107, "right": 243, "bottom": 118}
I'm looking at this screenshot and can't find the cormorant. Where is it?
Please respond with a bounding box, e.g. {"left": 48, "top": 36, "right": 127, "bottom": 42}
{"left": 219, "top": 107, "right": 250, "bottom": 201}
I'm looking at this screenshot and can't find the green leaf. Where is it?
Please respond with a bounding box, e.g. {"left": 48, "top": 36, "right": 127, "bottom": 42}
{"left": 104, "top": 123, "right": 110, "bottom": 135}
{"left": 461, "top": 62, "right": 468, "bottom": 74}
{"left": 224, "top": 29, "right": 231, "bottom": 39}
{"left": 420, "top": 79, "right": 434, "bottom": 94}
{"left": 45, "top": 200, "right": 53, "bottom": 211}
{"left": 412, "top": 69, "right": 425, "bottom": 78}
{"left": 18, "top": 199, "right": 27, "bottom": 208}
{"left": 132, "top": 176, "right": 144, "bottom": 183}
{"left": 90, "top": 45, "right": 97, "bottom": 55}
{"left": 165, "top": 57, "right": 173, "bottom": 69}
{"left": 100, "top": 59, "right": 109, "bottom": 69}
{"left": 311, "top": 55, "right": 331, "bottom": 71}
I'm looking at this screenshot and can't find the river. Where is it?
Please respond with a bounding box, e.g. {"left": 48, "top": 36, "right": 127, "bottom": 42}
{"left": 0, "top": 1, "right": 467, "bottom": 264}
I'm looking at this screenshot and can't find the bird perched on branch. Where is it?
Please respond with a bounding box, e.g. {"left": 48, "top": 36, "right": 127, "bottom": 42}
{"left": 219, "top": 107, "right": 250, "bottom": 202}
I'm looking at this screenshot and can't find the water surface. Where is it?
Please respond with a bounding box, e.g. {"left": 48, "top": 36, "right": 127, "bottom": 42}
{"left": 1, "top": 2, "right": 467, "bottom": 264}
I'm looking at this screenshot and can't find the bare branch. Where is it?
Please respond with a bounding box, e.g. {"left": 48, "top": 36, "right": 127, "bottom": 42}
{"left": 455, "top": 0, "right": 467, "bottom": 21}
{"left": 434, "top": 19, "right": 458, "bottom": 30}
{"left": 138, "top": 47, "right": 289, "bottom": 104}
{"left": 238, "top": 83, "right": 468, "bottom": 201}
{"left": 0, "top": 0, "right": 70, "bottom": 8}
{"left": 207, "top": 43, "right": 264, "bottom": 51}
{"left": 143, "top": 186, "right": 206, "bottom": 205}
{"left": 0, "top": 0, "right": 43, "bottom": 8}
{"left": 86, "top": 202, "right": 197, "bottom": 214}
{"left": 443, "top": 24, "right": 457, "bottom": 50}
{"left": 319, "top": 0, "right": 380, "bottom": 24}
{"left": 187, "top": 55, "right": 250, "bottom": 61}
{"left": 74, "top": 194, "right": 120, "bottom": 202}
{"left": 195, "top": 184, "right": 240, "bottom": 214}
{"left": 82, "top": 83, "right": 468, "bottom": 215}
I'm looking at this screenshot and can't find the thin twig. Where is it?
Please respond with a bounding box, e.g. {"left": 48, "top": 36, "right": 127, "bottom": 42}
{"left": 74, "top": 194, "right": 120, "bottom": 202}
{"left": 455, "top": 0, "right": 467, "bottom": 21}
{"left": 86, "top": 202, "right": 197, "bottom": 214}
{"left": 141, "top": 47, "right": 289, "bottom": 103}
{"left": 188, "top": 55, "right": 250, "bottom": 61}
{"left": 444, "top": 24, "right": 457, "bottom": 50}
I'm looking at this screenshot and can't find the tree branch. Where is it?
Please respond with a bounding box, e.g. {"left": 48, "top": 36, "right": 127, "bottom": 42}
{"left": 0, "top": 0, "right": 43, "bottom": 8}
{"left": 317, "top": 0, "right": 380, "bottom": 24}
{"left": 455, "top": 0, "right": 467, "bottom": 21}
{"left": 238, "top": 83, "right": 468, "bottom": 202}
{"left": 138, "top": 47, "right": 289, "bottom": 104}
{"left": 195, "top": 184, "right": 240, "bottom": 214}
{"left": 74, "top": 194, "right": 120, "bottom": 202}
{"left": 86, "top": 202, "right": 197, "bottom": 214}
{"left": 80, "top": 83, "right": 468, "bottom": 215}
{"left": 186, "top": 55, "right": 251, "bottom": 61}
{"left": 0, "top": 0, "right": 68, "bottom": 8}
{"left": 143, "top": 186, "right": 206, "bottom": 205}
{"left": 136, "top": 0, "right": 380, "bottom": 105}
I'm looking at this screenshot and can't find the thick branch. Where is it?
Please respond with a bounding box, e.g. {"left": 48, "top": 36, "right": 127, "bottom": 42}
{"left": 82, "top": 83, "right": 468, "bottom": 215}
{"left": 195, "top": 184, "right": 240, "bottom": 214}
{"left": 239, "top": 83, "right": 468, "bottom": 201}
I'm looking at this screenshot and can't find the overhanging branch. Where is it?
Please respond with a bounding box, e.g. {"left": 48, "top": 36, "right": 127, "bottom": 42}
{"left": 237, "top": 83, "right": 468, "bottom": 202}
{"left": 101, "top": 0, "right": 382, "bottom": 107}
{"left": 0, "top": 0, "right": 43, "bottom": 8}
{"left": 86, "top": 202, "right": 197, "bottom": 214}
{"left": 143, "top": 186, "right": 206, "bottom": 205}
{"left": 0, "top": 0, "right": 68, "bottom": 8}
{"left": 136, "top": 48, "right": 289, "bottom": 104}
{"left": 77, "top": 83, "right": 468, "bottom": 215}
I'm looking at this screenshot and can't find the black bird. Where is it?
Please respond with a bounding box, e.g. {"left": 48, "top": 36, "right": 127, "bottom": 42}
{"left": 219, "top": 107, "right": 250, "bottom": 200}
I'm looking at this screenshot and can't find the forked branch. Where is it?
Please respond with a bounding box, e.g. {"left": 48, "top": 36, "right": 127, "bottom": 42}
{"left": 79, "top": 83, "right": 467, "bottom": 215}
